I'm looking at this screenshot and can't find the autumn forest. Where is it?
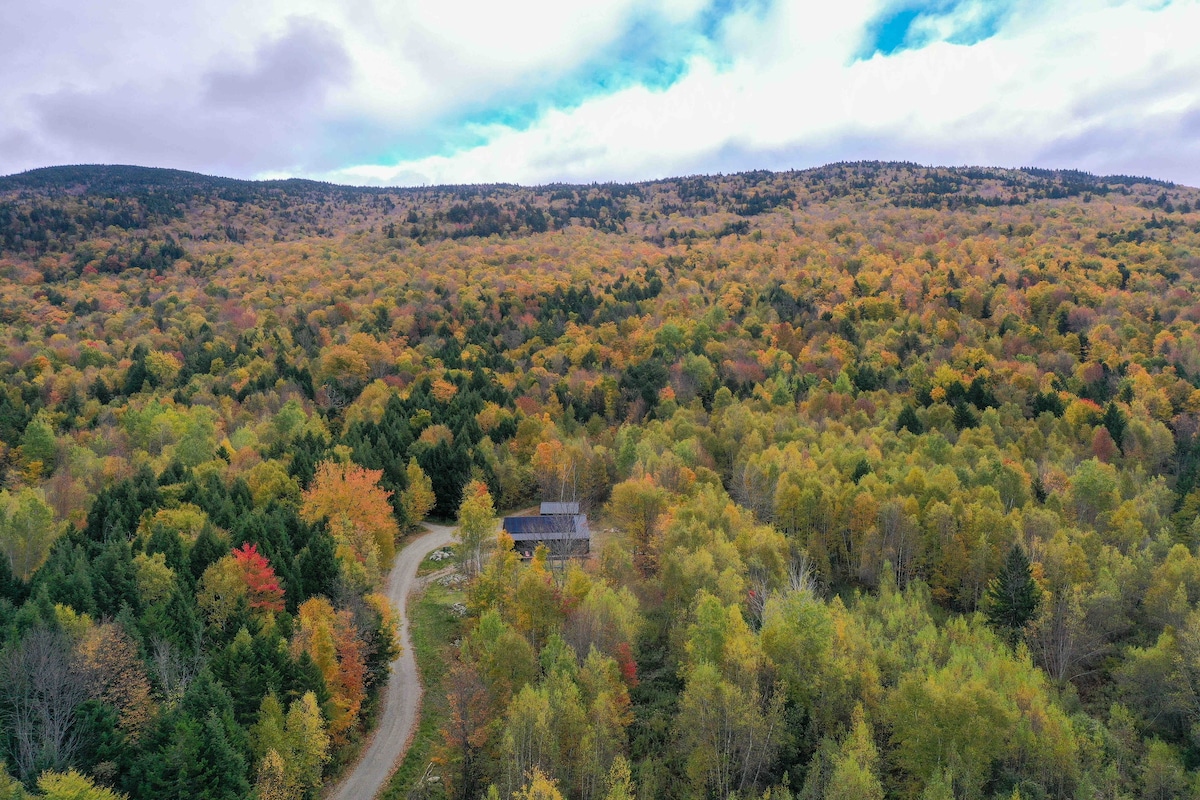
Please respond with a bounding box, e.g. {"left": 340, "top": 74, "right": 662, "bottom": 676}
{"left": 1, "top": 161, "right": 1199, "bottom": 800}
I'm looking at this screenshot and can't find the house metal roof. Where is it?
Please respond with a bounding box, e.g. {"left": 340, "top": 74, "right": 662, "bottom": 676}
{"left": 502, "top": 514, "right": 590, "bottom": 541}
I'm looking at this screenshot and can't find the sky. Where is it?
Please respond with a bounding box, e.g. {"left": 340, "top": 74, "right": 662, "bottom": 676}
{"left": 2, "top": 0, "right": 1198, "bottom": 187}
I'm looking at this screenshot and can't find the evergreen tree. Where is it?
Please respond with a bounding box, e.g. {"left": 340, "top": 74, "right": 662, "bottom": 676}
{"left": 952, "top": 401, "right": 978, "bottom": 431}
{"left": 20, "top": 414, "right": 57, "bottom": 476}
{"left": 985, "top": 545, "right": 1041, "bottom": 643}
{"left": 897, "top": 405, "right": 923, "bottom": 434}
{"left": 189, "top": 526, "right": 226, "bottom": 584}
{"left": 123, "top": 344, "right": 150, "bottom": 395}
{"left": 130, "top": 673, "right": 253, "bottom": 800}
{"left": 297, "top": 525, "right": 339, "bottom": 601}
{"left": 1102, "top": 401, "right": 1127, "bottom": 453}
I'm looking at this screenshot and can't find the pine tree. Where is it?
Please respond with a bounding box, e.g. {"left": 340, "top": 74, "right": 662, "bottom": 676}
{"left": 193, "top": 711, "right": 250, "bottom": 800}
{"left": 985, "top": 545, "right": 1041, "bottom": 643}
{"left": 952, "top": 401, "right": 978, "bottom": 431}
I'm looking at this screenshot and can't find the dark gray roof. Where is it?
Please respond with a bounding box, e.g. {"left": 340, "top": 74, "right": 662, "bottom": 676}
{"left": 502, "top": 514, "right": 590, "bottom": 541}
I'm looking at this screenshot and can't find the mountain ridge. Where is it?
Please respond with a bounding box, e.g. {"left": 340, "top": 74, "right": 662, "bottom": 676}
{"left": 0, "top": 160, "right": 1182, "bottom": 196}
{"left": 5, "top": 160, "right": 1194, "bottom": 265}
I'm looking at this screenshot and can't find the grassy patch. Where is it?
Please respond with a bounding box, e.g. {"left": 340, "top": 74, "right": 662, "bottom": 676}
{"left": 379, "top": 580, "right": 463, "bottom": 800}
{"left": 417, "top": 547, "right": 457, "bottom": 577}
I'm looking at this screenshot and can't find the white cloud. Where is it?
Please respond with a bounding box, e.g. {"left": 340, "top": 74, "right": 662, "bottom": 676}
{"left": 326, "top": 0, "right": 1200, "bottom": 187}
{"left": 1, "top": 0, "right": 1198, "bottom": 185}
{"left": 0, "top": 0, "right": 707, "bottom": 175}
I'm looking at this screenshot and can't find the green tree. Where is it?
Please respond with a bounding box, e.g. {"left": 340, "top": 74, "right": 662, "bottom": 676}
{"left": 605, "top": 476, "right": 667, "bottom": 575}
{"left": 20, "top": 414, "right": 57, "bottom": 477}
{"left": 1139, "top": 739, "right": 1187, "bottom": 800}
{"left": 0, "top": 762, "right": 25, "bottom": 800}
{"left": 284, "top": 691, "right": 330, "bottom": 795}
{"left": 985, "top": 545, "right": 1041, "bottom": 643}
{"left": 464, "top": 610, "right": 537, "bottom": 712}
{"left": 192, "top": 710, "right": 250, "bottom": 800}
{"left": 675, "top": 661, "right": 783, "bottom": 798}
{"left": 1102, "top": 401, "right": 1127, "bottom": 453}
{"left": 602, "top": 756, "right": 634, "bottom": 800}
{"left": 1070, "top": 458, "right": 1117, "bottom": 528}
{"left": 0, "top": 488, "right": 57, "bottom": 581}
{"left": 249, "top": 689, "right": 328, "bottom": 800}
{"left": 250, "top": 693, "right": 286, "bottom": 764}
{"left": 760, "top": 589, "right": 834, "bottom": 713}
{"left": 897, "top": 404, "right": 923, "bottom": 435}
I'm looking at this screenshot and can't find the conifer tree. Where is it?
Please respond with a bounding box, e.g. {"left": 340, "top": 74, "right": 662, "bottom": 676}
{"left": 985, "top": 545, "right": 1041, "bottom": 643}
{"left": 1102, "top": 401, "right": 1127, "bottom": 453}
{"left": 897, "top": 405, "right": 923, "bottom": 435}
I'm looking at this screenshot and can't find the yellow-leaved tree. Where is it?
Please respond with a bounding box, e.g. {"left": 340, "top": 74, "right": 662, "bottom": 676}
{"left": 251, "top": 690, "right": 330, "bottom": 800}
{"left": 456, "top": 480, "right": 496, "bottom": 578}
{"left": 399, "top": 458, "right": 436, "bottom": 531}
{"left": 292, "top": 598, "right": 366, "bottom": 746}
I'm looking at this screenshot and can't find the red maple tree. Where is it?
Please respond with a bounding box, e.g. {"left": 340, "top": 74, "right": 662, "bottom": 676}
{"left": 232, "top": 542, "right": 285, "bottom": 613}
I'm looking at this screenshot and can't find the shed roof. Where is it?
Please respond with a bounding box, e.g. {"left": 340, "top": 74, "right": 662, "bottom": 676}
{"left": 540, "top": 502, "right": 580, "bottom": 515}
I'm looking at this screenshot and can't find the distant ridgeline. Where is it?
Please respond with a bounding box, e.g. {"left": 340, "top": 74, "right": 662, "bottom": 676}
{"left": 0, "top": 161, "right": 1197, "bottom": 799}
{"left": 0, "top": 162, "right": 1190, "bottom": 273}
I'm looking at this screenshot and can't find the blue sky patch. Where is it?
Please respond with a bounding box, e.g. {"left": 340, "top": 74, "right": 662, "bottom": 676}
{"left": 871, "top": 7, "right": 924, "bottom": 56}
{"left": 859, "top": 1, "right": 1011, "bottom": 60}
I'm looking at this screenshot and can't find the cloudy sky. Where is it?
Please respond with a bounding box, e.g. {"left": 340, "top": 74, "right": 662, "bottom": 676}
{"left": 2, "top": 0, "right": 1198, "bottom": 186}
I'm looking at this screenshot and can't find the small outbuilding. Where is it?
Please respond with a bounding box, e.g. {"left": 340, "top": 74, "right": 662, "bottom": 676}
{"left": 539, "top": 501, "right": 580, "bottom": 516}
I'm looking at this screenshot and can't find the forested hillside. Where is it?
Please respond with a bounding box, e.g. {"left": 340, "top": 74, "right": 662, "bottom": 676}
{"left": 0, "top": 161, "right": 1199, "bottom": 799}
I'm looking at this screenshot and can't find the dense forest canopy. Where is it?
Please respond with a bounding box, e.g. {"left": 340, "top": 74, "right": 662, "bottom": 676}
{"left": 0, "top": 161, "right": 1198, "bottom": 799}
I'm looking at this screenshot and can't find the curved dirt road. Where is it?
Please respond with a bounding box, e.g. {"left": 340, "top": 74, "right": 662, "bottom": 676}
{"left": 329, "top": 523, "right": 457, "bottom": 800}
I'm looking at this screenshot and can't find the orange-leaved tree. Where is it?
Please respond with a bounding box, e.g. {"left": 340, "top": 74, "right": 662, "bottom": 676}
{"left": 77, "top": 623, "right": 156, "bottom": 738}
{"left": 301, "top": 461, "right": 399, "bottom": 580}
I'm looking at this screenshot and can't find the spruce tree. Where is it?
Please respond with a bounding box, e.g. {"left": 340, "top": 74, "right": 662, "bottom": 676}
{"left": 985, "top": 544, "right": 1041, "bottom": 643}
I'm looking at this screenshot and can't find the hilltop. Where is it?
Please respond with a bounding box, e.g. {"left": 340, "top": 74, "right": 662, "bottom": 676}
{"left": 2, "top": 161, "right": 1194, "bottom": 285}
